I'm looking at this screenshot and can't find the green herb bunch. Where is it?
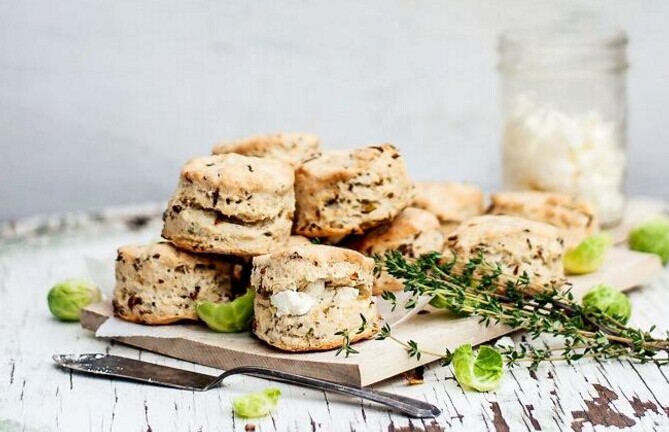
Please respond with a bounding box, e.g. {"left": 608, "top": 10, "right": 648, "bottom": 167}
{"left": 378, "top": 250, "right": 669, "bottom": 371}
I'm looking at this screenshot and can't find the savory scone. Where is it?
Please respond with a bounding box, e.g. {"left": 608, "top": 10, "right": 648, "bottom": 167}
{"left": 412, "top": 181, "right": 485, "bottom": 236}
{"left": 487, "top": 191, "right": 597, "bottom": 249}
{"left": 251, "top": 245, "right": 380, "bottom": 352}
{"left": 346, "top": 207, "right": 444, "bottom": 295}
{"left": 445, "top": 215, "right": 565, "bottom": 292}
{"left": 113, "top": 243, "right": 238, "bottom": 325}
{"left": 212, "top": 132, "right": 321, "bottom": 167}
{"left": 284, "top": 235, "right": 313, "bottom": 248}
{"left": 294, "top": 144, "right": 413, "bottom": 239}
{"left": 162, "top": 154, "right": 295, "bottom": 256}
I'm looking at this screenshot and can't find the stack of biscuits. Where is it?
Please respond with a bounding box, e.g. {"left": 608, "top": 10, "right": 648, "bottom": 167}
{"left": 112, "top": 131, "right": 599, "bottom": 353}
{"left": 112, "top": 133, "right": 416, "bottom": 352}
{"left": 113, "top": 139, "right": 302, "bottom": 328}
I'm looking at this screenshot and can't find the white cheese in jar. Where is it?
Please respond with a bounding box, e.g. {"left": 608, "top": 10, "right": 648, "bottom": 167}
{"left": 503, "top": 96, "right": 626, "bottom": 224}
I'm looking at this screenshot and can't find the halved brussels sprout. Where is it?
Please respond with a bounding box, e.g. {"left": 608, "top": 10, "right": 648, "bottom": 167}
{"left": 629, "top": 218, "right": 669, "bottom": 264}
{"left": 232, "top": 388, "right": 281, "bottom": 418}
{"left": 563, "top": 233, "right": 611, "bottom": 275}
{"left": 451, "top": 344, "right": 504, "bottom": 392}
{"left": 47, "top": 279, "right": 101, "bottom": 321}
{"left": 582, "top": 284, "right": 631, "bottom": 324}
{"left": 197, "top": 288, "right": 255, "bottom": 332}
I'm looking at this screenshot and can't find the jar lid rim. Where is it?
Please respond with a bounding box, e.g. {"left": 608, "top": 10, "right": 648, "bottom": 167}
{"left": 499, "top": 24, "right": 628, "bottom": 50}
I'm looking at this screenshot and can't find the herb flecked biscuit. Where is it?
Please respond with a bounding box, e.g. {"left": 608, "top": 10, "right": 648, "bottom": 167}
{"left": 445, "top": 215, "right": 566, "bottom": 292}
{"left": 487, "top": 191, "right": 598, "bottom": 249}
{"left": 284, "top": 235, "right": 313, "bottom": 248}
{"left": 412, "top": 181, "right": 485, "bottom": 236}
{"left": 251, "top": 245, "right": 380, "bottom": 352}
{"left": 113, "top": 243, "right": 238, "bottom": 325}
{"left": 212, "top": 132, "right": 321, "bottom": 167}
{"left": 346, "top": 207, "right": 445, "bottom": 295}
{"left": 162, "top": 154, "right": 295, "bottom": 256}
{"left": 294, "top": 144, "right": 413, "bottom": 239}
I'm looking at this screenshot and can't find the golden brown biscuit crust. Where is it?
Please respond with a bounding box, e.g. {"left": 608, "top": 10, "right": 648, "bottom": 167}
{"left": 445, "top": 215, "right": 566, "bottom": 292}
{"left": 487, "top": 191, "right": 597, "bottom": 248}
{"left": 212, "top": 132, "right": 321, "bottom": 167}
{"left": 251, "top": 245, "right": 379, "bottom": 352}
{"left": 413, "top": 181, "right": 485, "bottom": 224}
{"left": 162, "top": 153, "right": 295, "bottom": 255}
{"left": 294, "top": 144, "right": 414, "bottom": 238}
{"left": 345, "top": 208, "right": 444, "bottom": 295}
{"left": 113, "top": 243, "right": 238, "bottom": 325}
{"left": 251, "top": 318, "right": 380, "bottom": 352}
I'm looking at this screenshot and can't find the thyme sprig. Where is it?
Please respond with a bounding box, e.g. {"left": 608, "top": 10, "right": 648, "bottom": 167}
{"left": 379, "top": 250, "right": 669, "bottom": 371}
{"left": 335, "top": 314, "right": 373, "bottom": 358}
{"left": 334, "top": 329, "right": 359, "bottom": 357}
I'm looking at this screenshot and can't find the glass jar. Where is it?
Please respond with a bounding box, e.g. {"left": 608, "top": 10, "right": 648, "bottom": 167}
{"left": 498, "top": 20, "right": 628, "bottom": 226}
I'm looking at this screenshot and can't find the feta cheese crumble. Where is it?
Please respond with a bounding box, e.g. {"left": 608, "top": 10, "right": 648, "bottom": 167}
{"left": 270, "top": 291, "right": 316, "bottom": 317}
{"left": 336, "top": 287, "right": 360, "bottom": 302}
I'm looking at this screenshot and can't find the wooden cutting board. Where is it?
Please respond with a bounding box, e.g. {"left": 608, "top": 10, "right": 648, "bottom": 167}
{"left": 81, "top": 247, "right": 663, "bottom": 386}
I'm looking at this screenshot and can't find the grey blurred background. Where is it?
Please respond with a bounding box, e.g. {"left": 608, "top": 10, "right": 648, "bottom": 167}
{"left": 1, "top": 1, "right": 667, "bottom": 220}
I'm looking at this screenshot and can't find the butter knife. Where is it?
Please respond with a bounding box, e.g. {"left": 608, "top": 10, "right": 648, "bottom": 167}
{"left": 53, "top": 354, "right": 441, "bottom": 418}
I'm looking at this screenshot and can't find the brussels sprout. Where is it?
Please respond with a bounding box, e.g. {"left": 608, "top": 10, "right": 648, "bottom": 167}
{"left": 629, "top": 218, "right": 669, "bottom": 264}
{"left": 451, "top": 344, "right": 504, "bottom": 392}
{"left": 582, "top": 284, "right": 631, "bottom": 324}
{"left": 232, "top": 388, "right": 281, "bottom": 418}
{"left": 197, "top": 288, "right": 255, "bottom": 332}
{"left": 47, "top": 279, "right": 101, "bottom": 321}
{"left": 429, "top": 296, "right": 471, "bottom": 317}
{"left": 563, "top": 233, "right": 611, "bottom": 275}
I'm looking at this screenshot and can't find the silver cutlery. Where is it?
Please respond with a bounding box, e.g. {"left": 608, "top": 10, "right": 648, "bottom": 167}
{"left": 53, "top": 353, "right": 441, "bottom": 418}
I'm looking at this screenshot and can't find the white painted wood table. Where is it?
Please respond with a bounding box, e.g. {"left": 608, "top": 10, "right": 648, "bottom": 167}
{"left": 2, "top": 204, "right": 669, "bottom": 432}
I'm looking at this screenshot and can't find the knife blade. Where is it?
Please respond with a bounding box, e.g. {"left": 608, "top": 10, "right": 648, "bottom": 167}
{"left": 53, "top": 353, "right": 216, "bottom": 391}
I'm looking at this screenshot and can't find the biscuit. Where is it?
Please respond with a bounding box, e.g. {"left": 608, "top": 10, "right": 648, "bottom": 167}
{"left": 284, "top": 235, "right": 313, "bottom": 248}
{"left": 487, "top": 191, "right": 597, "bottom": 248}
{"left": 445, "top": 215, "right": 565, "bottom": 292}
{"left": 162, "top": 154, "right": 295, "bottom": 256}
{"left": 412, "top": 182, "right": 485, "bottom": 236}
{"left": 113, "top": 243, "right": 239, "bottom": 325}
{"left": 171, "top": 154, "right": 294, "bottom": 222}
{"left": 162, "top": 204, "right": 293, "bottom": 256}
{"left": 212, "top": 132, "right": 321, "bottom": 167}
{"left": 346, "top": 207, "right": 444, "bottom": 295}
{"left": 294, "top": 144, "right": 413, "bottom": 238}
{"left": 251, "top": 245, "right": 380, "bottom": 352}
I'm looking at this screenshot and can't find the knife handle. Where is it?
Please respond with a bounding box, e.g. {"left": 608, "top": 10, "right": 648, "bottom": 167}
{"left": 205, "top": 366, "right": 441, "bottom": 418}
